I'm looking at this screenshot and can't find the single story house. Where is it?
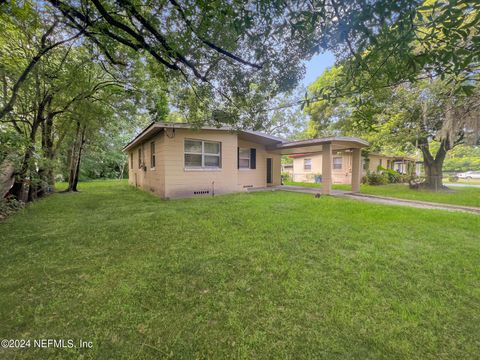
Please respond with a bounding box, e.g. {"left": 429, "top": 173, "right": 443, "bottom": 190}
{"left": 290, "top": 152, "right": 417, "bottom": 184}
{"left": 123, "top": 122, "right": 369, "bottom": 198}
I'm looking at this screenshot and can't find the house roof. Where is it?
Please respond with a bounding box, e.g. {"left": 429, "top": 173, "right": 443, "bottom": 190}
{"left": 122, "top": 122, "right": 284, "bottom": 151}
{"left": 123, "top": 122, "right": 370, "bottom": 154}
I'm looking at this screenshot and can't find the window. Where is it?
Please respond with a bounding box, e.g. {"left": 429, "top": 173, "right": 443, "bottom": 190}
{"left": 379, "top": 159, "right": 383, "bottom": 167}
{"left": 184, "top": 139, "right": 221, "bottom": 169}
{"left": 138, "top": 148, "right": 142, "bottom": 168}
{"left": 304, "top": 159, "right": 312, "bottom": 171}
{"left": 239, "top": 148, "right": 251, "bottom": 169}
{"left": 333, "top": 157, "right": 342, "bottom": 170}
{"left": 150, "top": 141, "right": 156, "bottom": 168}
{"left": 130, "top": 152, "right": 133, "bottom": 169}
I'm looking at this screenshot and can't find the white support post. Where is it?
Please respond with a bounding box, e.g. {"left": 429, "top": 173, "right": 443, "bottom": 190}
{"left": 351, "top": 148, "right": 362, "bottom": 193}
{"left": 322, "top": 142, "right": 332, "bottom": 195}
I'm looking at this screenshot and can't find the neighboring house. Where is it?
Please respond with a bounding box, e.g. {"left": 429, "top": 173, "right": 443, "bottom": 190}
{"left": 291, "top": 152, "right": 417, "bottom": 184}
{"left": 123, "top": 123, "right": 369, "bottom": 198}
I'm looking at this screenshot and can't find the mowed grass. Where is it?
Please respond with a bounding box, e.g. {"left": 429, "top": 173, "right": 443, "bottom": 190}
{"left": 283, "top": 180, "right": 480, "bottom": 207}
{"left": 1, "top": 180, "right": 479, "bottom": 359}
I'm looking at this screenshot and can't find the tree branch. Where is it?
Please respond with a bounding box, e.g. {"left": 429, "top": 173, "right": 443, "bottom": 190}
{"left": 0, "top": 25, "right": 85, "bottom": 120}
{"left": 168, "top": 0, "right": 261, "bottom": 69}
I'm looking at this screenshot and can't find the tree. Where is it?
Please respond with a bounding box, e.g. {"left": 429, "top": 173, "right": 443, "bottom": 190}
{"left": 7, "top": 0, "right": 478, "bottom": 131}
{"left": 306, "top": 66, "right": 480, "bottom": 189}
{"left": 443, "top": 145, "right": 480, "bottom": 173}
{"left": 324, "top": 0, "right": 480, "bottom": 99}
{"left": 0, "top": 3, "right": 84, "bottom": 120}
{"left": 0, "top": 2, "right": 139, "bottom": 201}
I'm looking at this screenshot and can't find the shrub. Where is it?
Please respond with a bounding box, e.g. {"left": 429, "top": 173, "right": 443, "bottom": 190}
{"left": 378, "top": 166, "right": 403, "bottom": 183}
{"left": 448, "top": 174, "right": 459, "bottom": 182}
{"left": 0, "top": 195, "right": 24, "bottom": 220}
{"left": 365, "top": 172, "right": 389, "bottom": 185}
{"left": 281, "top": 172, "right": 292, "bottom": 183}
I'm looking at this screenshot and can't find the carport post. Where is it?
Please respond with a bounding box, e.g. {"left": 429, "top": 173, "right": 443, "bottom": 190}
{"left": 351, "top": 148, "right": 362, "bottom": 193}
{"left": 322, "top": 142, "right": 332, "bottom": 195}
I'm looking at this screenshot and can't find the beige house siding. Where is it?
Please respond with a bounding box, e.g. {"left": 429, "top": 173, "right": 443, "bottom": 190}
{"left": 367, "top": 154, "right": 393, "bottom": 173}
{"left": 128, "top": 128, "right": 281, "bottom": 199}
{"left": 292, "top": 153, "right": 352, "bottom": 184}
{"left": 128, "top": 132, "right": 166, "bottom": 197}
{"left": 292, "top": 152, "right": 395, "bottom": 184}
{"left": 162, "top": 129, "right": 238, "bottom": 198}
{"left": 237, "top": 138, "right": 281, "bottom": 190}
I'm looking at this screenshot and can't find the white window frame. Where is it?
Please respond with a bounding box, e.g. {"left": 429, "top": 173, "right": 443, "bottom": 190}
{"left": 304, "top": 158, "right": 312, "bottom": 171}
{"left": 333, "top": 156, "right": 343, "bottom": 170}
{"left": 184, "top": 139, "right": 221, "bottom": 170}
{"left": 239, "top": 148, "right": 251, "bottom": 169}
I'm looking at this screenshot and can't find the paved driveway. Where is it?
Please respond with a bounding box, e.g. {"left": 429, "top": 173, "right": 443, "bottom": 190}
{"left": 256, "top": 185, "right": 480, "bottom": 215}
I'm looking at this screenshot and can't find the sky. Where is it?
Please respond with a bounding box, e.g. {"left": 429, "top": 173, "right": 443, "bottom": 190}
{"left": 301, "top": 51, "right": 336, "bottom": 89}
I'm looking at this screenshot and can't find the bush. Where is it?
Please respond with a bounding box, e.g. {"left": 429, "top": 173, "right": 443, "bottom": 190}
{"left": 378, "top": 166, "right": 403, "bottom": 183}
{"left": 448, "top": 174, "right": 459, "bottom": 182}
{"left": 281, "top": 172, "right": 292, "bottom": 183}
{"left": 0, "top": 195, "right": 24, "bottom": 220}
{"left": 365, "top": 172, "right": 389, "bottom": 185}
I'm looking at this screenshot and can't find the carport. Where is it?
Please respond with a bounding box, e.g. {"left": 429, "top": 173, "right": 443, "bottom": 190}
{"left": 267, "top": 137, "right": 369, "bottom": 195}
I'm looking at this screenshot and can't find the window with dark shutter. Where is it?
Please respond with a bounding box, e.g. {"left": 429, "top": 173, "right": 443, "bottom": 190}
{"left": 250, "top": 148, "right": 256, "bottom": 169}
{"left": 239, "top": 148, "right": 250, "bottom": 169}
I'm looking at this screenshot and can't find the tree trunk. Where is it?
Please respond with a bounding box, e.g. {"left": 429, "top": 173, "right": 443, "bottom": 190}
{"left": 0, "top": 157, "right": 15, "bottom": 198}
{"left": 419, "top": 139, "right": 448, "bottom": 191}
{"left": 71, "top": 128, "right": 86, "bottom": 191}
{"left": 40, "top": 113, "right": 56, "bottom": 190}
{"left": 66, "top": 123, "right": 86, "bottom": 192}
{"left": 423, "top": 158, "right": 444, "bottom": 190}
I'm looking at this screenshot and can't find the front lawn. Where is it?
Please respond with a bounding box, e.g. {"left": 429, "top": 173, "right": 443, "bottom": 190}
{"left": 1, "top": 180, "right": 479, "bottom": 359}
{"left": 283, "top": 180, "right": 480, "bottom": 207}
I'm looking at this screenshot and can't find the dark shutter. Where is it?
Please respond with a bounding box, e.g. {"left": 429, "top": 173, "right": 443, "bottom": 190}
{"left": 250, "top": 148, "right": 256, "bottom": 169}
{"left": 237, "top": 147, "right": 240, "bottom": 169}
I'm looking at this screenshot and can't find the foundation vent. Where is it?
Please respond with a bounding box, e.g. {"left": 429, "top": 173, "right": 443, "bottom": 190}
{"left": 193, "top": 190, "right": 210, "bottom": 195}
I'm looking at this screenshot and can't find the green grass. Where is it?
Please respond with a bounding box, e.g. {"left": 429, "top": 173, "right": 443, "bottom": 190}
{"left": 283, "top": 180, "right": 351, "bottom": 191}
{"left": 444, "top": 179, "right": 480, "bottom": 185}
{"left": 1, "top": 180, "right": 479, "bottom": 359}
{"left": 283, "top": 181, "right": 480, "bottom": 208}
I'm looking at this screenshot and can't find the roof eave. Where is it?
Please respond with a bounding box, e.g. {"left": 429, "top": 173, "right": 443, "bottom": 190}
{"left": 122, "top": 122, "right": 284, "bottom": 151}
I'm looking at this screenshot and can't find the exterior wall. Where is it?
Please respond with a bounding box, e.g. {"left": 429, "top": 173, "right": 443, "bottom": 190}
{"left": 367, "top": 155, "right": 393, "bottom": 173}
{"left": 163, "top": 129, "right": 238, "bottom": 198}
{"left": 127, "top": 128, "right": 281, "bottom": 199}
{"left": 292, "top": 152, "right": 353, "bottom": 184}
{"left": 332, "top": 152, "right": 352, "bottom": 184}
{"left": 292, "top": 153, "right": 400, "bottom": 184}
{"left": 292, "top": 154, "right": 322, "bottom": 182}
{"left": 237, "top": 138, "right": 281, "bottom": 190}
{"left": 128, "top": 132, "right": 166, "bottom": 198}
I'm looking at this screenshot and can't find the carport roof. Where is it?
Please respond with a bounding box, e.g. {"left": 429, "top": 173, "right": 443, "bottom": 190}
{"left": 267, "top": 136, "right": 369, "bottom": 155}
